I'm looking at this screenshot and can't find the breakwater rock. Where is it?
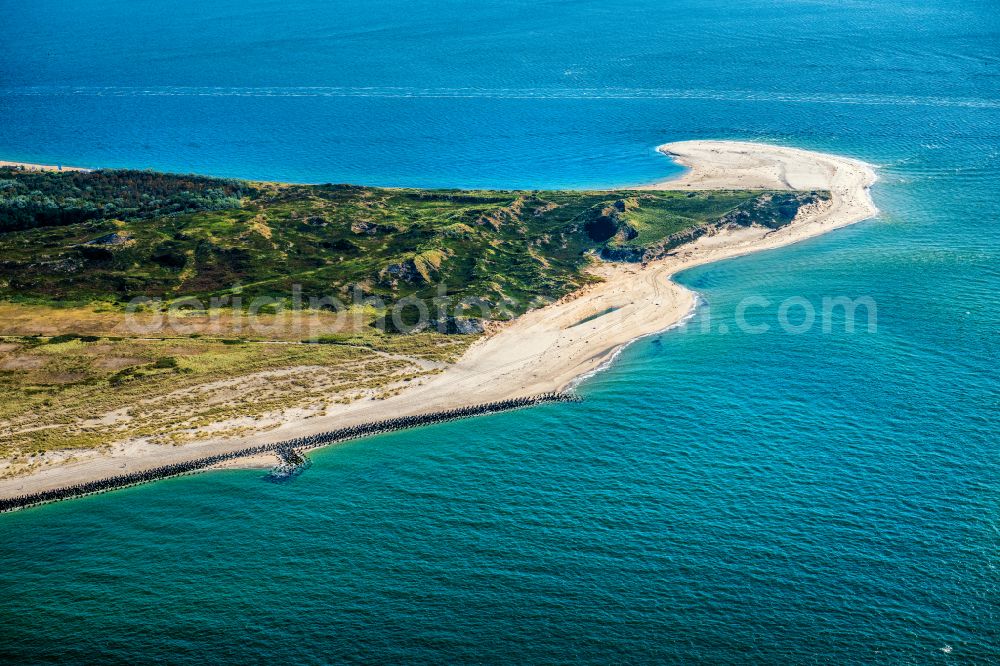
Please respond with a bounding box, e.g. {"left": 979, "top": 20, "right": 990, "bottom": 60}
{"left": 264, "top": 446, "right": 312, "bottom": 482}
{"left": 1, "top": 392, "right": 581, "bottom": 513}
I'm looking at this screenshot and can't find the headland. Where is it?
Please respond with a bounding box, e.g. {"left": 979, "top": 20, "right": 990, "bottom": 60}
{"left": 0, "top": 141, "right": 876, "bottom": 503}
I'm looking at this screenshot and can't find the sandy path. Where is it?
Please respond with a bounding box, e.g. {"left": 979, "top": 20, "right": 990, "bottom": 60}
{"left": 0, "top": 141, "right": 876, "bottom": 498}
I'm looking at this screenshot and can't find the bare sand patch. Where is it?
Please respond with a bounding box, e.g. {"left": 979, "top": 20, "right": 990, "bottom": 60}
{"left": 92, "top": 357, "right": 146, "bottom": 371}
{"left": 0, "top": 355, "right": 46, "bottom": 371}
{"left": 0, "top": 160, "right": 90, "bottom": 172}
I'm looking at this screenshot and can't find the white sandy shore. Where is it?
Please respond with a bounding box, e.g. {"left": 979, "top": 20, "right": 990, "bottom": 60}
{"left": 0, "top": 141, "right": 876, "bottom": 498}
{"left": 0, "top": 160, "right": 90, "bottom": 172}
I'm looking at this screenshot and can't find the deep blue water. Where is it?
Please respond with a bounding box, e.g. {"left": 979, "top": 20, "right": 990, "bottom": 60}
{"left": 1, "top": 0, "right": 999, "bottom": 662}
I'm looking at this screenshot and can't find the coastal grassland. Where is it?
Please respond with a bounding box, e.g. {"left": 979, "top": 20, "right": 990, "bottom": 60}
{"left": 0, "top": 301, "right": 378, "bottom": 340}
{"left": 0, "top": 331, "right": 471, "bottom": 474}
{"left": 0, "top": 167, "right": 829, "bottom": 465}
{"left": 609, "top": 191, "right": 759, "bottom": 246}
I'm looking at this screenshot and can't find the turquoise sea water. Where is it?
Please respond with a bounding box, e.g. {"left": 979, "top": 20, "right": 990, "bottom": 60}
{"left": 2, "top": 0, "right": 998, "bottom": 662}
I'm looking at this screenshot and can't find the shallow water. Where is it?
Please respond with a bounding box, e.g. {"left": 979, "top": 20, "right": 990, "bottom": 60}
{"left": 2, "top": 0, "right": 999, "bottom": 662}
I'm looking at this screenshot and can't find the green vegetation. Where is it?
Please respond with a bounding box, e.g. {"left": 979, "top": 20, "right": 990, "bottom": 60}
{"left": 604, "top": 192, "right": 742, "bottom": 246}
{"left": 0, "top": 332, "right": 470, "bottom": 463}
{"left": 0, "top": 167, "right": 828, "bottom": 464}
{"left": 0, "top": 168, "right": 827, "bottom": 317}
{"left": 0, "top": 169, "right": 252, "bottom": 231}
{"left": 597, "top": 190, "right": 828, "bottom": 262}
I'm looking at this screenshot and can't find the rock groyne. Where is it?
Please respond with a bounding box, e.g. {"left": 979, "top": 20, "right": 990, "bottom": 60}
{"left": 1, "top": 392, "right": 580, "bottom": 513}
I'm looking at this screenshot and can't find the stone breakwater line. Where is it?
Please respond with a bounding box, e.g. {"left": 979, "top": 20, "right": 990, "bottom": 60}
{"left": 0, "top": 392, "right": 580, "bottom": 513}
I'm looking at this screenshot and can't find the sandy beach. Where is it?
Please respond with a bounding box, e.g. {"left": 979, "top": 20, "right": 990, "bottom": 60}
{"left": 0, "top": 140, "right": 876, "bottom": 499}
{"left": 0, "top": 160, "right": 91, "bottom": 172}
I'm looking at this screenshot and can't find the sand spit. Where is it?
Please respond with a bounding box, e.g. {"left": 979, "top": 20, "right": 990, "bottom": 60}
{"left": 0, "top": 141, "right": 876, "bottom": 500}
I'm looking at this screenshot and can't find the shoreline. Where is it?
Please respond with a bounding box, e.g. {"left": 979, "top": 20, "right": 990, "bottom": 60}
{"left": 0, "top": 160, "right": 91, "bottom": 172}
{"left": 0, "top": 393, "right": 577, "bottom": 512}
{"left": 0, "top": 140, "right": 877, "bottom": 501}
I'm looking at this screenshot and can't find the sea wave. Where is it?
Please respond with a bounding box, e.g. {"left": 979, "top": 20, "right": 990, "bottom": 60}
{"left": 3, "top": 86, "right": 1000, "bottom": 109}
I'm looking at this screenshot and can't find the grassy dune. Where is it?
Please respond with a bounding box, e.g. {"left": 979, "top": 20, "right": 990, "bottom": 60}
{"left": 0, "top": 332, "right": 470, "bottom": 471}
